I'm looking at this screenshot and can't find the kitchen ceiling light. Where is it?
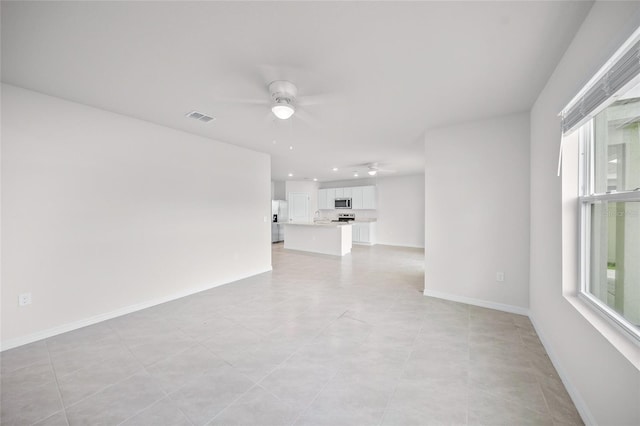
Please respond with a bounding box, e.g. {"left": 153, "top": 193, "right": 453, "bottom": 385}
{"left": 368, "top": 170, "right": 377, "bottom": 176}
{"left": 332, "top": 167, "right": 339, "bottom": 172}
{"left": 313, "top": 178, "right": 318, "bottom": 181}
{"left": 353, "top": 172, "right": 359, "bottom": 177}
{"left": 272, "top": 101, "right": 295, "bottom": 120}
{"left": 288, "top": 173, "right": 293, "bottom": 177}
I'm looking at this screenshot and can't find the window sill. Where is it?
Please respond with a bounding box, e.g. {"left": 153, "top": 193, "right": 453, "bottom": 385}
{"left": 564, "top": 293, "right": 640, "bottom": 369}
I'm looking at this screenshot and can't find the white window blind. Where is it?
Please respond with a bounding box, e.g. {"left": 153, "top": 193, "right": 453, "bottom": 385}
{"left": 561, "top": 29, "right": 640, "bottom": 136}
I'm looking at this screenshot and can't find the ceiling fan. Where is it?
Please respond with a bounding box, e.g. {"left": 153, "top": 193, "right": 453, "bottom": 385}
{"left": 215, "top": 65, "right": 341, "bottom": 123}
{"left": 269, "top": 80, "right": 298, "bottom": 120}
{"left": 349, "top": 162, "right": 397, "bottom": 176}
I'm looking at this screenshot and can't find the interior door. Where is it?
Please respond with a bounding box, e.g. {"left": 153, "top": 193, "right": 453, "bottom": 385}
{"left": 288, "top": 192, "right": 310, "bottom": 222}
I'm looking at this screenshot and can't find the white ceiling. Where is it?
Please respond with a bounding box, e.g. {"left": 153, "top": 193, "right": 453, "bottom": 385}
{"left": 1, "top": 1, "right": 592, "bottom": 182}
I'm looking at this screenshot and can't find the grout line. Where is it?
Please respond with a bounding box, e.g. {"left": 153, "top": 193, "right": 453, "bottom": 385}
{"left": 202, "top": 308, "right": 344, "bottom": 426}
{"left": 112, "top": 316, "right": 206, "bottom": 426}
{"left": 42, "top": 339, "right": 70, "bottom": 426}
{"left": 60, "top": 329, "right": 165, "bottom": 423}
{"left": 376, "top": 297, "right": 433, "bottom": 426}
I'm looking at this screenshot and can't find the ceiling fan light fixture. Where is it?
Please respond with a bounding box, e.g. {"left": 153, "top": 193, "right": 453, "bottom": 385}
{"left": 368, "top": 170, "right": 377, "bottom": 176}
{"left": 272, "top": 102, "right": 295, "bottom": 120}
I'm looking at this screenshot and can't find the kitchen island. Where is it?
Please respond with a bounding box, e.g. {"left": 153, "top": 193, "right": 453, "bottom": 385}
{"left": 283, "top": 222, "right": 352, "bottom": 256}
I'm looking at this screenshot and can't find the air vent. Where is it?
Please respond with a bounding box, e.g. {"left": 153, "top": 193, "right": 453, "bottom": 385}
{"left": 186, "top": 110, "right": 215, "bottom": 123}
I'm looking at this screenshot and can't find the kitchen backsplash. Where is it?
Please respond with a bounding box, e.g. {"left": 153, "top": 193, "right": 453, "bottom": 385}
{"left": 318, "top": 209, "right": 377, "bottom": 220}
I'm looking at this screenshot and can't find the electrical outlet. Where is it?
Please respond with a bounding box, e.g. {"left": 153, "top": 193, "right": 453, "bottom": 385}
{"left": 19, "top": 293, "right": 32, "bottom": 306}
{"left": 496, "top": 272, "right": 505, "bottom": 282}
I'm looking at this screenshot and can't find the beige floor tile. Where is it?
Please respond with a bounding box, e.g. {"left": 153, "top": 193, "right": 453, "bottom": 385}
{"left": 0, "top": 244, "right": 583, "bottom": 426}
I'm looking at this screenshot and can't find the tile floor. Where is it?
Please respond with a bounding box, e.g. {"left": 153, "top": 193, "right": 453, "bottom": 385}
{"left": 1, "top": 244, "right": 583, "bottom": 426}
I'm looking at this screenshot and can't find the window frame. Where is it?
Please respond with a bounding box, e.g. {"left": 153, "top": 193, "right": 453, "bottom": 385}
{"left": 578, "top": 117, "right": 640, "bottom": 342}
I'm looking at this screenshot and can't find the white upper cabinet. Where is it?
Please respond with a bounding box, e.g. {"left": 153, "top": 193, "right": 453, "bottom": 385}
{"left": 317, "top": 185, "right": 376, "bottom": 210}
{"left": 318, "top": 189, "right": 329, "bottom": 210}
{"left": 326, "top": 188, "right": 336, "bottom": 208}
{"left": 351, "top": 187, "right": 363, "bottom": 209}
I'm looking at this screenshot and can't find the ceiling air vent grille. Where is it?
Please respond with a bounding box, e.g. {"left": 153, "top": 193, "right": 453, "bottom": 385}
{"left": 186, "top": 111, "right": 215, "bottom": 123}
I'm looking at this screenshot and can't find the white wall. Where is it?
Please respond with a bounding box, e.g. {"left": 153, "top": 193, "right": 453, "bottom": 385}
{"left": 272, "top": 180, "right": 286, "bottom": 200}
{"left": 285, "top": 180, "right": 318, "bottom": 221}
{"left": 529, "top": 3, "right": 640, "bottom": 425}
{"left": 424, "top": 112, "right": 530, "bottom": 312}
{"left": 375, "top": 174, "right": 424, "bottom": 248}
{"left": 1, "top": 84, "right": 272, "bottom": 348}
{"left": 319, "top": 178, "right": 377, "bottom": 188}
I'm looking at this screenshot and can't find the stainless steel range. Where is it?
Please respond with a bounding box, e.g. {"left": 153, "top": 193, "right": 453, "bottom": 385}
{"left": 332, "top": 212, "right": 355, "bottom": 222}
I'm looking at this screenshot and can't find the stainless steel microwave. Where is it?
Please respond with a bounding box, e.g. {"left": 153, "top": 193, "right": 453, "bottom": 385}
{"left": 334, "top": 198, "right": 352, "bottom": 209}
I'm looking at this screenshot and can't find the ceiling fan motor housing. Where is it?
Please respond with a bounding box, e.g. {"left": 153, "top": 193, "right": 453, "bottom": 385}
{"left": 269, "top": 80, "right": 297, "bottom": 105}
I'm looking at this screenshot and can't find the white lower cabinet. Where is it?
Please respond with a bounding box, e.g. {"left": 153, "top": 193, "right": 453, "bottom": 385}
{"left": 352, "top": 222, "right": 376, "bottom": 245}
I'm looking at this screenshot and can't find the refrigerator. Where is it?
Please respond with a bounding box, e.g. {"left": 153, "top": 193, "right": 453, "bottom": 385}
{"left": 271, "top": 200, "right": 288, "bottom": 243}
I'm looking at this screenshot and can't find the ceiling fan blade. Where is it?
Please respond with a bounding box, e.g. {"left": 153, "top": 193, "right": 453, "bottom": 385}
{"left": 294, "top": 109, "right": 319, "bottom": 128}
{"left": 263, "top": 111, "right": 276, "bottom": 125}
{"left": 298, "top": 92, "right": 345, "bottom": 107}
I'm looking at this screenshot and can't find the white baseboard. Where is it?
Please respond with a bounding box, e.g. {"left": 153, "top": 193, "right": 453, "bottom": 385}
{"left": 528, "top": 314, "right": 596, "bottom": 426}
{"left": 375, "top": 242, "right": 425, "bottom": 249}
{"left": 1, "top": 267, "right": 272, "bottom": 352}
{"left": 423, "top": 289, "right": 593, "bottom": 424}
{"left": 422, "top": 288, "right": 529, "bottom": 316}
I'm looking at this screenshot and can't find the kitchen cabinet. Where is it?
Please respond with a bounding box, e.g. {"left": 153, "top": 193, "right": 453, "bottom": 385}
{"left": 318, "top": 189, "right": 329, "bottom": 210}
{"left": 317, "top": 185, "right": 376, "bottom": 210}
{"left": 352, "top": 222, "right": 376, "bottom": 245}
{"left": 351, "top": 187, "right": 363, "bottom": 209}
{"left": 326, "top": 188, "right": 336, "bottom": 209}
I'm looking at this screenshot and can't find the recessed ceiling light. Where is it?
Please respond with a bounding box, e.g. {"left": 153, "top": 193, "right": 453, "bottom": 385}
{"left": 272, "top": 140, "right": 277, "bottom": 144}
{"left": 289, "top": 146, "right": 294, "bottom": 150}
{"left": 353, "top": 172, "right": 359, "bottom": 177}
{"left": 609, "top": 159, "right": 618, "bottom": 163}
{"left": 332, "top": 167, "right": 339, "bottom": 172}
{"left": 288, "top": 173, "right": 293, "bottom": 177}
{"left": 313, "top": 178, "right": 318, "bottom": 181}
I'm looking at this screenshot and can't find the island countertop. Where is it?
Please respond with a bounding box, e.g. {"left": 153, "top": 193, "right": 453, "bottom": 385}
{"left": 283, "top": 221, "right": 351, "bottom": 227}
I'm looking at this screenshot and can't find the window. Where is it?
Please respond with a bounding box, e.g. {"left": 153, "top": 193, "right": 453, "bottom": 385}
{"left": 579, "top": 83, "right": 640, "bottom": 341}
